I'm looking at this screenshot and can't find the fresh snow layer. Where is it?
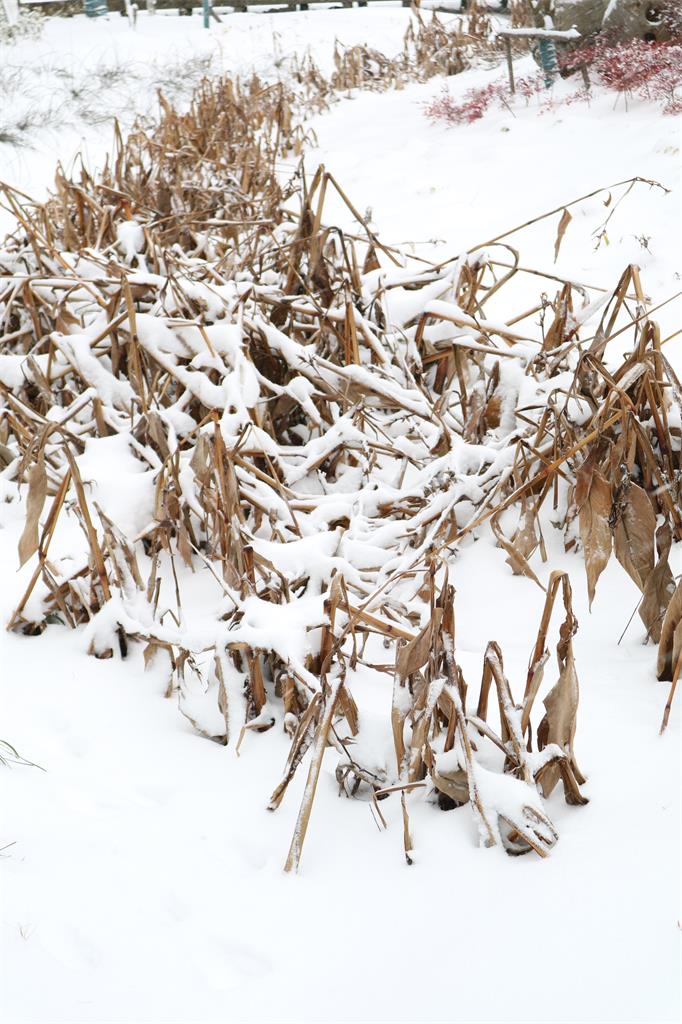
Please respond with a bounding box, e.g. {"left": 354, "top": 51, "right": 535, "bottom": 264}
{"left": 1, "top": 11, "right": 681, "bottom": 1024}
{"left": 1, "top": 528, "right": 680, "bottom": 1024}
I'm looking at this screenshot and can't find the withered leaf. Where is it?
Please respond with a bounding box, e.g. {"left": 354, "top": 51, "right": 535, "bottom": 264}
{"left": 491, "top": 509, "right": 544, "bottom": 590}
{"left": 362, "top": 245, "right": 381, "bottom": 275}
{"left": 657, "top": 579, "right": 682, "bottom": 681}
{"left": 509, "top": 506, "right": 540, "bottom": 572}
{"left": 543, "top": 282, "right": 573, "bottom": 351}
{"left": 553, "top": 208, "right": 572, "bottom": 263}
{"left": 222, "top": 555, "right": 242, "bottom": 592}
{"left": 190, "top": 433, "right": 212, "bottom": 487}
{"left": 463, "top": 389, "right": 485, "bottom": 444}
{"left": 639, "top": 523, "right": 675, "bottom": 643}
{"left": 484, "top": 393, "right": 502, "bottom": 430}
{"left": 613, "top": 481, "right": 655, "bottom": 592}
{"left": 165, "top": 491, "right": 181, "bottom": 522}
{"left": 537, "top": 646, "right": 583, "bottom": 797}
{"left": 576, "top": 456, "right": 612, "bottom": 609}
{"left": 18, "top": 453, "right": 47, "bottom": 567}
{"left": 223, "top": 456, "right": 241, "bottom": 520}
{"left": 430, "top": 761, "right": 469, "bottom": 807}
{"left": 396, "top": 608, "right": 442, "bottom": 681}
{"left": 337, "top": 684, "right": 359, "bottom": 737}
{"left": 177, "top": 522, "right": 194, "bottom": 569}
{"left": 0, "top": 443, "right": 15, "bottom": 470}
{"left": 143, "top": 641, "right": 158, "bottom": 669}
{"left": 146, "top": 410, "right": 170, "bottom": 461}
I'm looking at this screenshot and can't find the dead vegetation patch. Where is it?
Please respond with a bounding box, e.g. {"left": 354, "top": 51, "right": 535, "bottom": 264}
{"left": 0, "top": 25, "right": 679, "bottom": 868}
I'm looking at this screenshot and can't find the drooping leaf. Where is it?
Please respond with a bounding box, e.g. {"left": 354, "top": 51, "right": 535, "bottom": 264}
{"left": 543, "top": 282, "right": 574, "bottom": 351}
{"left": 535, "top": 574, "right": 585, "bottom": 798}
{"left": 395, "top": 609, "right": 442, "bottom": 682}
{"left": 576, "top": 455, "right": 612, "bottom": 609}
{"left": 640, "top": 523, "right": 675, "bottom": 643}
{"left": 507, "top": 505, "right": 540, "bottom": 573}
{"left": 553, "top": 207, "right": 572, "bottom": 263}
{"left": 657, "top": 579, "right": 682, "bottom": 682}
{"left": 18, "top": 453, "right": 47, "bottom": 568}
{"left": 429, "top": 750, "right": 469, "bottom": 808}
{"left": 362, "top": 245, "right": 381, "bottom": 275}
{"left": 613, "top": 481, "right": 656, "bottom": 592}
{"left": 537, "top": 646, "right": 583, "bottom": 798}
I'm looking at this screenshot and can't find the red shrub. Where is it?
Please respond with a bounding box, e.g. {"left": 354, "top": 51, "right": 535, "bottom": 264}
{"left": 561, "top": 39, "right": 682, "bottom": 113}
{"left": 424, "top": 81, "right": 506, "bottom": 125}
{"left": 426, "top": 39, "right": 682, "bottom": 128}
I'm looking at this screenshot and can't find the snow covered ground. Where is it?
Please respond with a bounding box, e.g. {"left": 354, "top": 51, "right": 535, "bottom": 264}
{"left": 1, "top": 9, "right": 681, "bottom": 1024}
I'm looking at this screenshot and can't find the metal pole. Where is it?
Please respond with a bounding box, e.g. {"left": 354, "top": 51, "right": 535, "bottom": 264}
{"left": 504, "top": 37, "right": 515, "bottom": 94}
{"left": 203, "top": 0, "right": 209, "bottom": 29}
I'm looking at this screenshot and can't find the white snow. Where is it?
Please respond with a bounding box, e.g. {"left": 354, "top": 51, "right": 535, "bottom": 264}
{"left": 115, "top": 219, "right": 145, "bottom": 263}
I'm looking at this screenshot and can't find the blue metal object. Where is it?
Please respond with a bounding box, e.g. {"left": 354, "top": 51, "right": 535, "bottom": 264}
{"left": 84, "top": 0, "right": 108, "bottom": 15}
{"left": 538, "top": 36, "right": 559, "bottom": 87}
{"left": 203, "top": 0, "right": 209, "bottom": 27}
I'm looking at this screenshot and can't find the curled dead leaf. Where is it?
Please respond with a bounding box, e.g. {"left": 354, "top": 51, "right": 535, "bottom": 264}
{"left": 553, "top": 207, "right": 572, "bottom": 263}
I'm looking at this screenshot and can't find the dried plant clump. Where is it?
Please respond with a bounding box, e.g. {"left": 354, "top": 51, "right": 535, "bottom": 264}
{"left": 0, "top": 48, "right": 678, "bottom": 870}
{"left": 315, "top": 11, "right": 482, "bottom": 95}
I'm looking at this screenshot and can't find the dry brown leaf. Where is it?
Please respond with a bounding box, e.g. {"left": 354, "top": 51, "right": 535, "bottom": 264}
{"left": 530, "top": 573, "right": 585, "bottom": 798}
{"left": 503, "top": 505, "right": 541, "bottom": 578}
{"left": 189, "top": 433, "right": 212, "bottom": 487}
{"left": 18, "top": 453, "right": 47, "bottom": 568}
{"left": 639, "top": 523, "right": 675, "bottom": 643}
{"left": 484, "top": 392, "right": 501, "bottom": 429}
{"left": 430, "top": 756, "right": 469, "bottom": 807}
{"left": 396, "top": 609, "right": 442, "bottom": 681}
{"left": 657, "top": 579, "right": 682, "bottom": 681}
{"left": 576, "top": 456, "right": 612, "bottom": 609}
{"left": 537, "top": 646, "right": 582, "bottom": 798}
{"left": 613, "top": 481, "right": 655, "bottom": 592}
{"left": 0, "top": 443, "right": 15, "bottom": 470}
{"left": 553, "top": 208, "right": 572, "bottom": 263}
{"left": 146, "top": 411, "right": 170, "bottom": 461}
{"left": 543, "top": 282, "right": 574, "bottom": 351}
{"left": 463, "top": 389, "right": 485, "bottom": 444}
{"left": 362, "top": 245, "right": 381, "bottom": 275}
{"left": 177, "top": 521, "right": 194, "bottom": 569}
